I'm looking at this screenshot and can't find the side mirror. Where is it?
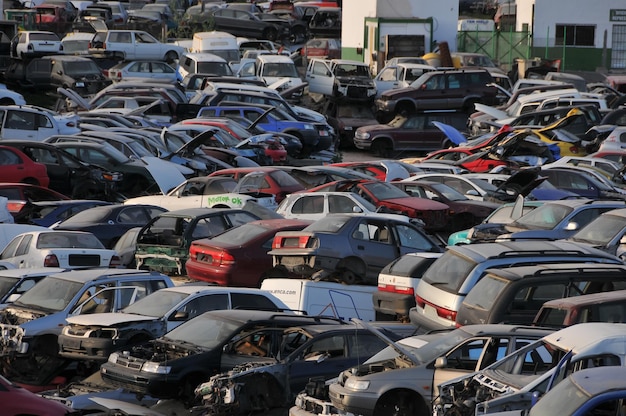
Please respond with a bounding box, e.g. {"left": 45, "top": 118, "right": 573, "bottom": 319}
{"left": 434, "top": 356, "right": 448, "bottom": 368}
{"left": 171, "top": 310, "right": 188, "bottom": 321}
{"left": 352, "top": 206, "right": 363, "bottom": 213}
{"left": 6, "top": 293, "right": 20, "bottom": 303}
{"left": 466, "top": 190, "right": 480, "bottom": 196}
{"left": 565, "top": 221, "right": 579, "bottom": 231}
{"left": 620, "top": 235, "right": 626, "bottom": 245}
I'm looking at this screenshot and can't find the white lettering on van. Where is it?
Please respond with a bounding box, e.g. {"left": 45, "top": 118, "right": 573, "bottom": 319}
{"left": 268, "top": 289, "right": 297, "bottom": 295}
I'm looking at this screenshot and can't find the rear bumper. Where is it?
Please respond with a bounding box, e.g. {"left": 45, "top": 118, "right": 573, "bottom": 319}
{"left": 372, "top": 291, "right": 415, "bottom": 317}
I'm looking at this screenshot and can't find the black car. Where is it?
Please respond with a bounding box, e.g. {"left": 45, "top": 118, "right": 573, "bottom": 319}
{"left": 211, "top": 8, "right": 288, "bottom": 41}
{"left": 100, "top": 309, "right": 345, "bottom": 401}
{"left": 196, "top": 323, "right": 406, "bottom": 415}
{"left": 324, "top": 100, "right": 379, "bottom": 149}
{"left": 4, "top": 55, "right": 111, "bottom": 96}
{"left": 1, "top": 140, "right": 123, "bottom": 201}
{"left": 53, "top": 203, "right": 167, "bottom": 248}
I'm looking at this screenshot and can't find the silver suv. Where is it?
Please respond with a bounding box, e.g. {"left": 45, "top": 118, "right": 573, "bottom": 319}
{"left": 0, "top": 268, "right": 173, "bottom": 386}
{"left": 409, "top": 240, "right": 622, "bottom": 331}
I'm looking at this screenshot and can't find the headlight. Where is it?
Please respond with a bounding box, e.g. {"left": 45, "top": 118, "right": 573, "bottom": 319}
{"left": 495, "top": 234, "right": 512, "bottom": 242}
{"left": 344, "top": 378, "right": 370, "bottom": 390}
{"left": 142, "top": 361, "right": 172, "bottom": 374}
{"left": 304, "top": 124, "right": 314, "bottom": 130}
{"left": 356, "top": 132, "right": 370, "bottom": 140}
{"left": 108, "top": 352, "right": 119, "bottom": 364}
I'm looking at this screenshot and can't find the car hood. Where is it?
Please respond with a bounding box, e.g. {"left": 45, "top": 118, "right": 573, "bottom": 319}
{"left": 357, "top": 123, "right": 391, "bottom": 133}
{"left": 88, "top": 398, "right": 165, "bottom": 415}
{"left": 432, "top": 121, "right": 469, "bottom": 146}
{"left": 66, "top": 312, "right": 158, "bottom": 326}
{"left": 379, "top": 86, "right": 415, "bottom": 99}
{"left": 474, "top": 103, "right": 509, "bottom": 120}
{"left": 141, "top": 156, "right": 188, "bottom": 194}
{"left": 494, "top": 167, "right": 547, "bottom": 197}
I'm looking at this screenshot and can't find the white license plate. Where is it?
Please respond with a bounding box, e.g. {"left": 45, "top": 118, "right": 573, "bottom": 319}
{"left": 75, "top": 82, "right": 85, "bottom": 87}
{"left": 344, "top": 126, "right": 353, "bottom": 130}
{"left": 424, "top": 304, "right": 439, "bottom": 320}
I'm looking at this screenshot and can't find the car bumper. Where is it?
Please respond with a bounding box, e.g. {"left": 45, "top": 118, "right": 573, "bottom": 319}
{"left": 353, "top": 136, "right": 372, "bottom": 150}
{"left": 372, "top": 291, "right": 415, "bottom": 317}
{"left": 328, "top": 383, "right": 378, "bottom": 416}
{"left": 58, "top": 334, "right": 117, "bottom": 362}
{"left": 409, "top": 307, "right": 456, "bottom": 331}
{"left": 185, "top": 259, "right": 232, "bottom": 286}
{"left": 375, "top": 98, "right": 396, "bottom": 114}
{"left": 271, "top": 253, "right": 340, "bottom": 277}
{"left": 100, "top": 363, "right": 178, "bottom": 398}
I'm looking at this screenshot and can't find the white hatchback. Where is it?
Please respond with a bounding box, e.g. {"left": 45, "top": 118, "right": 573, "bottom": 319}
{"left": 11, "top": 31, "right": 62, "bottom": 59}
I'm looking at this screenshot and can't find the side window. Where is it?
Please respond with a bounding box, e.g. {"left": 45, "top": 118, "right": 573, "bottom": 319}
{"left": 378, "top": 68, "right": 395, "bottom": 81}
{"left": 13, "top": 277, "right": 39, "bottom": 296}
{"left": 328, "top": 195, "right": 357, "bottom": 213}
{"left": 302, "top": 335, "right": 346, "bottom": 360}
{"left": 118, "top": 207, "right": 149, "bottom": 223}
{"left": 348, "top": 333, "right": 387, "bottom": 358}
{"left": 312, "top": 61, "right": 329, "bottom": 76}
{"left": 14, "top": 234, "right": 32, "bottom": 256}
{"left": 1, "top": 237, "right": 23, "bottom": 259}
{"left": 291, "top": 195, "right": 324, "bottom": 214}
{"left": 424, "top": 74, "right": 443, "bottom": 90}
{"left": 180, "top": 294, "right": 228, "bottom": 319}
{"left": 569, "top": 208, "right": 609, "bottom": 229}
{"left": 448, "top": 74, "right": 461, "bottom": 89}
{"left": 0, "top": 148, "right": 21, "bottom": 165}
{"left": 192, "top": 217, "right": 227, "bottom": 239}
{"left": 231, "top": 293, "right": 278, "bottom": 311}
{"left": 6, "top": 110, "right": 36, "bottom": 130}
{"left": 226, "top": 212, "right": 256, "bottom": 227}
{"left": 395, "top": 224, "right": 434, "bottom": 250}
{"left": 445, "top": 338, "right": 490, "bottom": 370}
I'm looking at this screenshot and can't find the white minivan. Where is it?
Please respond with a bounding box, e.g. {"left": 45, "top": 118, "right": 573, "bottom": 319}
{"left": 177, "top": 52, "right": 234, "bottom": 80}
{"left": 191, "top": 31, "right": 239, "bottom": 63}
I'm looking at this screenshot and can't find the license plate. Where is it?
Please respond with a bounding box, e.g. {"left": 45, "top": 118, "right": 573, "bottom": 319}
{"left": 319, "top": 130, "right": 329, "bottom": 137}
{"left": 424, "top": 304, "right": 439, "bottom": 320}
{"left": 75, "top": 82, "right": 85, "bottom": 87}
{"left": 344, "top": 126, "right": 353, "bottom": 130}
{"left": 280, "top": 257, "right": 306, "bottom": 266}
{"left": 63, "top": 338, "right": 81, "bottom": 349}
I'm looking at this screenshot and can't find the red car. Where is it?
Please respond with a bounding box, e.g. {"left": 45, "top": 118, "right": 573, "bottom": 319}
{"left": 0, "top": 374, "right": 73, "bottom": 414}
{"left": 209, "top": 167, "right": 305, "bottom": 203}
{"left": 0, "top": 145, "right": 49, "bottom": 188}
{"left": 0, "top": 183, "right": 69, "bottom": 223}
{"left": 186, "top": 218, "right": 311, "bottom": 287}
{"left": 307, "top": 179, "right": 450, "bottom": 231}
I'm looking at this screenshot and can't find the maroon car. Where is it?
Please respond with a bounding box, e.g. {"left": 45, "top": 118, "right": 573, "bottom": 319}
{"left": 0, "top": 374, "right": 74, "bottom": 415}
{"left": 307, "top": 179, "right": 450, "bottom": 231}
{"left": 186, "top": 218, "right": 312, "bottom": 287}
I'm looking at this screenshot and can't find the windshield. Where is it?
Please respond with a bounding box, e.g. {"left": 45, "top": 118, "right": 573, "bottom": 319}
{"left": 0, "top": 276, "right": 18, "bottom": 299}
{"left": 511, "top": 203, "right": 573, "bottom": 230}
{"left": 422, "top": 251, "right": 477, "bottom": 293}
{"left": 123, "top": 289, "right": 189, "bottom": 317}
{"left": 163, "top": 313, "right": 240, "bottom": 348}
{"left": 209, "top": 49, "right": 240, "bottom": 63}
{"left": 409, "top": 72, "right": 434, "bottom": 88}
{"left": 212, "top": 130, "right": 242, "bottom": 147}
{"left": 527, "top": 375, "right": 588, "bottom": 416}
{"left": 362, "top": 181, "right": 411, "bottom": 200}
{"left": 13, "top": 276, "right": 83, "bottom": 312}
{"left": 570, "top": 213, "right": 626, "bottom": 245}
{"left": 334, "top": 63, "right": 371, "bottom": 78}
{"left": 430, "top": 183, "right": 468, "bottom": 201}
{"left": 304, "top": 215, "right": 351, "bottom": 233}
{"left": 197, "top": 62, "right": 233, "bottom": 76}
{"left": 487, "top": 204, "right": 540, "bottom": 224}
{"left": 56, "top": 206, "right": 112, "bottom": 224}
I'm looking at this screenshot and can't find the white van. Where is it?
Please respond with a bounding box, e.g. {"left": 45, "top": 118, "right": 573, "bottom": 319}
{"left": 237, "top": 54, "right": 303, "bottom": 91}
{"left": 191, "top": 31, "right": 239, "bottom": 64}
{"left": 261, "top": 278, "right": 377, "bottom": 321}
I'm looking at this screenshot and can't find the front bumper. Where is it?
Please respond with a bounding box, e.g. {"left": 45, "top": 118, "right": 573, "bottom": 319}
{"left": 100, "top": 362, "right": 177, "bottom": 398}
{"left": 328, "top": 383, "right": 378, "bottom": 416}
{"left": 372, "top": 291, "right": 415, "bottom": 317}
{"left": 58, "top": 333, "right": 117, "bottom": 362}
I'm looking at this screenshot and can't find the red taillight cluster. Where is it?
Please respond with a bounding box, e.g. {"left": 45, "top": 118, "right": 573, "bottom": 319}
{"left": 6, "top": 201, "right": 26, "bottom": 214}
{"left": 272, "top": 235, "right": 310, "bottom": 249}
{"left": 377, "top": 283, "right": 414, "bottom": 295}
{"left": 109, "top": 255, "right": 121, "bottom": 268}
{"left": 189, "top": 245, "right": 234, "bottom": 267}
{"left": 415, "top": 295, "right": 457, "bottom": 322}
{"left": 44, "top": 254, "right": 59, "bottom": 267}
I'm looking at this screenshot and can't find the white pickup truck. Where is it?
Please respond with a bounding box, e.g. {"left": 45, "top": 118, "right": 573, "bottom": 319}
{"left": 305, "top": 58, "right": 377, "bottom": 99}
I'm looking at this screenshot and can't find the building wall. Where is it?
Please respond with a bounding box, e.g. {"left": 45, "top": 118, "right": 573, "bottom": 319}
{"left": 342, "top": 0, "right": 458, "bottom": 61}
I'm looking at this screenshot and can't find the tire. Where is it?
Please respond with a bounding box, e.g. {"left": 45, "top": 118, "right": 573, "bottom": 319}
{"left": 262, "top": 27, "right": 278, "bottom": 42}
{"left": 463, "top": 99, "right": 478, "bottom": 114}
{"left": 290, "top": 26, "right": 306, "bottom": 43}
{"left": 374, "top": 391, "right": 427, "bottom": 416}
{"left": 164, "top": 51, "right": 178, "bottom": 64}
{"left": 337, "top": 258, "right": 366, "bottom": 284}
{"left": 372, "top": 139, "right": 392, "bottom": 158}
{"left": 0, "top": 98, "right": 14, "bottom": 105}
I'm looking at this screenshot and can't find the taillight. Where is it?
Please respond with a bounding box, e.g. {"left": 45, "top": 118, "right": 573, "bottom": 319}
{"left": 378, "top": 283, "right": 414, "bottom": 295}
{"left": 44, "top": 254, "right": 60, "bottom": 267}
{"left": 109, "top": 255, "right": 121, "bottom": 268}
{"left": 102, "top": 69, "right": 109, "bottom": 77}
{"left": 298, "top": 236, "right": 309, "bottom": 248}
{"left": 190, "top": 245, "right": 234, "bottom": 266}
{"left": 6, "top": 201, "right": 25, "bottom": 214}
{"left": 416, "top": 295, "right": 457, "bottom": 322}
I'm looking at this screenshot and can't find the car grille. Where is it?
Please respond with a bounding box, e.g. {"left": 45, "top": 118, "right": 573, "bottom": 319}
{"left": 113, "top": 356, "right": 144, "bottom": 370}
{"left": 346, "top": 85, "right": 368, "bottom": 98}
{"left": 68, "top": 254, "right": 101, "bottom": 266}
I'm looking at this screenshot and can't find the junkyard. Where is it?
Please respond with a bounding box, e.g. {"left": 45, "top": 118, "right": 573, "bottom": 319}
{"left": 0, "top": 0, "right": 626, "bottom": 415}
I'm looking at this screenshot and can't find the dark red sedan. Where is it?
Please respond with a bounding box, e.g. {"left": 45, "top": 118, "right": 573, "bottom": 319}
{"left": 0, "top": 374, "right": 74, "bottom": 415}
{"left": 186, "top": 218, "right": 311, "bottom": 287}
{"left": 307, "top": 179, "right": 450, "bottom": 231}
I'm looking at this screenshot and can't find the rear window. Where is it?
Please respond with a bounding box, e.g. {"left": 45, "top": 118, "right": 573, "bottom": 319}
{"left": 535, "top": 307, "right": 568, "bottom": 327}
{"left": 31, "top": 32, "right": 60, "bottom": 41}
{"left": 269, "top": 170, "right": 301, "bottom": 187}
{"left": 197, "top": 62, "right": 233, "bottom": 76}
{"left": 421, "top": 251, "right": 476, "bottom": 293}
{"left": 461, "top": 273, "right": 508, "bottom": 312}
{"left": 381, "top": 255, "right": 438, "bottom": 277}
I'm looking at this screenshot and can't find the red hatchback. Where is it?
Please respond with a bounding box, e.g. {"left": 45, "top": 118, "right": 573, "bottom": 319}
{"left": 0, "top": 145, "right": 49, "bottom": 188}
{"left": 186, "top": 218, "right": 311, "bottom": 287}
{"left": 209, "top": 167, "right": 305, "bottom": 203}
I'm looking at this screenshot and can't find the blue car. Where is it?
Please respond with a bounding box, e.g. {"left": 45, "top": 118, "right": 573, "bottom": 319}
{"left": 28, "top": 200, "right": 112, "bottom": 227}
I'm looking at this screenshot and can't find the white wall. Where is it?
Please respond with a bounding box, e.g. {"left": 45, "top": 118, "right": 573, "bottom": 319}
{"left": 343, "top": 0, "right": 459, "bottom": 51}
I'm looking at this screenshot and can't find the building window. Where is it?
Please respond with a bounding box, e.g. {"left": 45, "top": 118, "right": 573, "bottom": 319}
{"left": 555, "top": 25, "right": 595, "bottom": 46}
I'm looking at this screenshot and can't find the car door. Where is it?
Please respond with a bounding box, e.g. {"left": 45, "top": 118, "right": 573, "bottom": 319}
{"left": 219, "top": 327, "right": 284, "bottom": 371}
{"left": 0, "top": 147, "right": 26, "bottom": 183}
{"left": 133, "top": 31, "right": 161, "bottom": 60}
{"left": 306, "top": 60, "right": 334, "bottom": 95}
{"left": 20, "top": 145, "right": 69, "bottom": 193}
{"left": 285, "top": 194, "right": 325, "bottom": 220}
{"left": 374, "top": 66, "right": 401, "bottom": 96}
{"left": 1, "top": 109, "right": 44, "bottom": 140}
{"left": 415, "top": 73, "right": 449, "bottom": 110}
{"left": 393, "top": 222, "right": 439, "bottom": 256}
{"left": 392, "top": 114, "right": 426, "bottom": 150}
{"left": 3, "top": 234, "right": 32, "bottom": 267}
{"left": 165, "top": 293, "right": 229, "bottom": 332}
{"left": 349, "top": 218, "right": 401, "bottom": 277}
{"left": 287, "top": 332, "right": 387, "bottom": 395}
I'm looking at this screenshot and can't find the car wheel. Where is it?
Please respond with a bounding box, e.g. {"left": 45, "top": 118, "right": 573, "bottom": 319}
{"left": 262, "top": 27, "right": 278, "bottom": 42}
{"left": 374, "top": 391, "right": 426, "bottom": 416}
{"left": 0, "top": 98, "right": 14, "bottom": 105}
{"left": 371, "top": 139, "right": 392, "bottom": 158}
{"left": 337, "top": 258, "right": 366, "bottom": 284}
{"left": 290, "top": 26, "right": 306, "bottom": 43}
{"left": 164, "top": 51, "right": 178, "bottom": 64}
